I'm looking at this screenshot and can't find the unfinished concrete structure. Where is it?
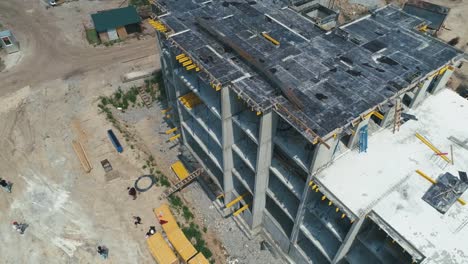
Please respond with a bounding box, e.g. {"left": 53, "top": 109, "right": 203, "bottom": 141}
{"left": 150, "top": 0, "right": 466, "bottom": 263}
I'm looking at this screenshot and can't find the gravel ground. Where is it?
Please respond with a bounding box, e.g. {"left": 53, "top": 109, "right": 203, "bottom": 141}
{"left": 184, "top": 182, "right": 284, "bottom": 264}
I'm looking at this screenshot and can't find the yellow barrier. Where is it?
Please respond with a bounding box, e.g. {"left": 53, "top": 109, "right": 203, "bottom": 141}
{"left": 171, "top": 160, "right": 190, "bottom": 180}
{"left": 188, "top": 252, "right": 210, "bottom": 264}
{"left": 154, "top": 204, "right": 179, "bottom": 234}
{"left": 233, "top": 204, "right": 249, "bottom": 216}
{"left": 147, "top": 233, "right": 178, "bottom": 264}
{"left": 167, "top": 229, "right": 197, "bottom": 262}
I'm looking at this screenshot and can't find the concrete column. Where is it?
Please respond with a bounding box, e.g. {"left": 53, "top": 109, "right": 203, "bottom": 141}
{"left": 432, "top": 66, "right": 454, "bottom": 94}
{"left": 251, "top": 111, "right": 274, "bottom": 232}
{"left": 347, "top": 119, "right": 369, "bottom": 149}
{"left": 310, "top": 136, "right": 340, "bottom": 174}
{"left": 409, "top": 77, "right": 433, "bottom": 108}
{"left": 289, "top": 137, "right": 340, "bottom": 243}
{"left": 221, "top": 87, "right": 235, "bottom": 204}
{"left": 332, "top": 216, "right": 366, "bottom": 263}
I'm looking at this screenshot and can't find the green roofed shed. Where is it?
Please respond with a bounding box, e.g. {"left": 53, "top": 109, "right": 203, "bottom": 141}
{"left": 91, "top": 6, "right": 142, "bottom": 33}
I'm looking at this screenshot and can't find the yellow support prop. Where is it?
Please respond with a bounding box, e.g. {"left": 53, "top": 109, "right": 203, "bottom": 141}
{"left": 311, "top": 184, "right": 317, "bottom": 190}
{"left": 415, "top": 170, "right": 436, "bottom": 184}
{"left": 233, "top": 204, "right": 249, "bottom": 216}
{"left": 308, "top": 181, "right": 313, "bottom": 186}
{"left": 226, "top": 193, "right": 248, "bottom": 208}
{"left": 415, "top": 133, "right": 451, "bottom": 163}
{"left": 328, "top": 201, "right": 333, "bottom": 206}
{"left": 336, "top": 207, "right": 340, "bottom": 212}
{"left": 341, "top": 213, "right": 346, "bottom": 219}
{"left": 321, "top": 195, "right": 326, "bottom": 201}
{"left": 261, "top": 32, "right": 280, "bottom": 46}
{"left": 182, "top": 60, "right": 193, "bottom": 67}
{"left": 315, "top": 188, "right": 319, "bottom": 192}
{"left": 169, "top": 134, "right": 181, "bottom": 141}
{"left": 165, "top": 127, "right": 178, "bottom": 134}
{"left": 175, "top": 54, "right": 186, "bottom": 60}
{"left": 215, "top": 84, "right": 221, "bottom": 91}
{"left": 415, "top": 170, "right": 466, "bottom": 205}
{"left": 256, "top": 111, "right": 262, "bottom": 116}
{"left": 161, "top": 107, "right": 172, "bottom": 114}
{"left": 195, "top": 67, "right": 200, "bottom": 72}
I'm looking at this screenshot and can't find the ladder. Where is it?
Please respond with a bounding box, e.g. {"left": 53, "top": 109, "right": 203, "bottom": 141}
{"left": 160, "top": 168, "right": 203, "bottom": 199}
{"left": 393, "top": 99, "right": 402, "bottom": 133}
{"left": 138, "top": 86, "right": 153, "bottom": 108}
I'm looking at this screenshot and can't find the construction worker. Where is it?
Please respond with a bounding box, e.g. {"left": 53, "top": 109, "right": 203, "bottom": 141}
{"left": 133, "top": 216, "right": 142, "bottom": 227}
{"left": 127, "top": 187, "right": 137, "bottom": 200}
{"left": 12, "top": 221, "right": 27, "bottom": 234}
{"left": 97, "top": 245, "right": 109, "bottom": 259}
{"left": 0, "top": 178, "right": 12, "bottom": 193}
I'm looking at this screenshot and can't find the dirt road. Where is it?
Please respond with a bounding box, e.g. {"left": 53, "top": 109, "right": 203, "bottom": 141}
{"left": 0, "top": 0, "right": 157, "bottom": 96}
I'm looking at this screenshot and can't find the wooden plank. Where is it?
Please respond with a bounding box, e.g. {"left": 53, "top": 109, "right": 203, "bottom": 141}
{"left": 72, "top": 140, "right": 92, "bottom": 173}
{"left": 116, "top": 26, "right": 128, "bottom": 40}
{"left": 98, "top": 31, "right": 109, "bottom": 43}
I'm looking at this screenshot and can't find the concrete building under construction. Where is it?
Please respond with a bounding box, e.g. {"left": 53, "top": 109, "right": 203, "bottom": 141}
{"left": 150, "top": 0, "right": 468, "bottom": 263}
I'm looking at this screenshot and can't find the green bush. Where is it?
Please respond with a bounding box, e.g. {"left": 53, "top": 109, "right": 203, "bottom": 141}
{"left": 160, "top": 175, "right": 171, "bottom": 187}
{"left": 182, "top": 206, "right": 194, "bottom": 221}
{"left": 86, "top": 29, "right": 100, "bottom": 45}
{"left": 168, "top": 195, "right": 183, "bottom": 208}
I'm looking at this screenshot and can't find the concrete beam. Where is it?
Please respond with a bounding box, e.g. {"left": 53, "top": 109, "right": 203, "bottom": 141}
{"left": 251, "top": 111, "right": 274, "bottom": 232}
{"left": 332, "top": 216, "right": 366, "bottom": 263}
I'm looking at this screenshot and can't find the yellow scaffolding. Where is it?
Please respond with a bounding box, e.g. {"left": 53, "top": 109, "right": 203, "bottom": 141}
{"left": 165, "top": 127, "right": 178, "bottom": 134}
{"left": 415, "top": 170, "right": 466, "bottom": 205}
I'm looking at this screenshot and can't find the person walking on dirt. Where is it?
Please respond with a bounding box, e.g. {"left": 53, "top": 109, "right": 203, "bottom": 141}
{"left": 133, "top": 216, "right": 142, "bottom": 227}
{"left": 0, "top": 178, "right": 12, "bottom": 193}
{"left": 97, "top": 245, "right": 109, "bottom": 259}
{"left": 127, "top": 187, "right": 137, "bottom": 200}
{"left": 12, "top": 221, "right": 28, "bottom": 234}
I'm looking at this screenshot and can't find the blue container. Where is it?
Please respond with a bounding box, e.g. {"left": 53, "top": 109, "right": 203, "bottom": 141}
{"left": 107, "top": 129, "right": 123, "bottom": 153}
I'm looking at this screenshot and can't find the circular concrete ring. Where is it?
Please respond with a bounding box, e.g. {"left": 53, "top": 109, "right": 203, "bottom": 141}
{"left": 135, "top": 175, "right": 157, "bottom": 192}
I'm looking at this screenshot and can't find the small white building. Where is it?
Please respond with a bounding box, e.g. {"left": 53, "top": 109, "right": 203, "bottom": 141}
{"left": 0, "top": 30, "right": 20, "bottom": 54}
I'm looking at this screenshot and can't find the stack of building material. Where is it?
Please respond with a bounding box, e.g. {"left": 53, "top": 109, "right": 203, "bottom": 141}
{"left": 179, "top": 93, "right": 202, "bottom": 110}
